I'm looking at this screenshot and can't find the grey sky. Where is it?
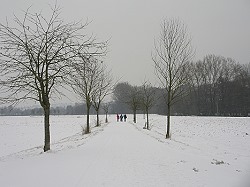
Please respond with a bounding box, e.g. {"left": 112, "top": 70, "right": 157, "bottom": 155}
{"left": 1, "top": 0, "right": 250, "bottom": 86}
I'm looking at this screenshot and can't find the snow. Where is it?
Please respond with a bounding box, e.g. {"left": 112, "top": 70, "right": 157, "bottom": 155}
{"left": 0, "top": 114, "right": 250, "bottom": 186}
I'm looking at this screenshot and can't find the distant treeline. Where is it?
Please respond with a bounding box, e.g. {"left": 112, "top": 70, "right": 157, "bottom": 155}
{"left": 1, "top": 55, "right": 250, "bottom": 117}
{"left": 113, "top": 55, "right": 250, "bottom": 117}
{"left": 0, "top": 104, "right": 99, "bottom": 116}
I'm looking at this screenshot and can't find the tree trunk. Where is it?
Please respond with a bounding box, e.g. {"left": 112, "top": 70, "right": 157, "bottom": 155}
{"left": 43, "top": 105, "right": 50, "bottom": 152}
{"left": 105, "top": 113, "right": 108, "bottom": 123}
{"left": 86, "top": 105, "right": 90, "bottom": 134}
{"left": 133, "top": 109, "right": 136, "bottom": 123}
{"left": 166, "top": 89, "right": 171, "bottom": 139}
{"left": 96, "top": 110, "right": 100, "bottom": 127}
{"left": 146, "top": 110, "right": 149, "bottom": 130}
{"left": 166, "top": 102, "right": 171, "bottom": 139}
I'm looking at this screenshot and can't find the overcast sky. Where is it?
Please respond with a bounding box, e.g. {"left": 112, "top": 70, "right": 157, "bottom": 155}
{"left": 1, "top": 0, "right": 250, "bottom": 105}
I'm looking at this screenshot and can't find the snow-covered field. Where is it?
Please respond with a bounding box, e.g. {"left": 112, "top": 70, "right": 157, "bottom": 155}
{"left": 0, "top": 114, "right": 249, "bottom": 186}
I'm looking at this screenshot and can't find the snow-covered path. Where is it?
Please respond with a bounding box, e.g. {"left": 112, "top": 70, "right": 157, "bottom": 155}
{"left": 1, "top": 121, "right": 180, "bottom": 187}
{"left": 74, "top": 121, "right": 250, "bottom": 187}
{"left": 0, "top": 115, "right": 250, "bottom": 187}
{"left": 74, "top": 121, "right": 178, "bottom": 187}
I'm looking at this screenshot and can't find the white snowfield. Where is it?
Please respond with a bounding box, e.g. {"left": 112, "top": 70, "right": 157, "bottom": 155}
{"left": 0, "top": 115, "right": 250, "bottom": 187}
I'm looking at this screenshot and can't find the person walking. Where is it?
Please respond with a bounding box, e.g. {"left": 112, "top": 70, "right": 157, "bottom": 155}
{"left": 124, "top": 114, "right": 127, "bottom": 122}
{"left": 116, "top": 114, "right": 119, "bottom": 122}
{"left": 120, "top": 114, "right": 123, "bottom": 122}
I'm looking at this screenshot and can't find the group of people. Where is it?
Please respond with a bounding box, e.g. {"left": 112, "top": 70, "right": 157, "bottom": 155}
{"left": 116, "top": 114, "right": 127, "bottom": 122}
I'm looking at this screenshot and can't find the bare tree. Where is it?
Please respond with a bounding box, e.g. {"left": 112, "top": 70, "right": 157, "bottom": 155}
{"left": 202, "top": 55, "right": 225, "bottom": 115}
{"left": 152, "top": 18, "right": 194, "bottom": 139}
{"left": 102, "top": 102, "right": 111, "bottom": 123}
{"left": 188, "top": 60, "right": 206, "bottom": 114}
{"left": 92, "top": 64, "right": 113, "bottom": 126}
{"left": 113, "top": 82, "right": 141, "bottom": 123}
{"left": 198, "top": 55, "right": 237, "bottom": 115}
{"left": 127, "top": 86, "right": 142, "bottom": 123}
{"left": 0, "top": 5, "right": 103, "bottom": 151}
{"left": 141, "top": 81, "right": 155, "bottom": 130}
{"left": 70, "top": 56, "right": 104, "bottom": 133}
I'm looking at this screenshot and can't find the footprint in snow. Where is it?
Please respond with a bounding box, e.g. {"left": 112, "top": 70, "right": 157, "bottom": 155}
{"left": 177, "top": 160, "right": 186, "bottom": 164}
{"left": 211, "top": 159, "right": 230, "bottom": 165}
{"left": 193, "top": 167, "right": 199, "bottom": 172}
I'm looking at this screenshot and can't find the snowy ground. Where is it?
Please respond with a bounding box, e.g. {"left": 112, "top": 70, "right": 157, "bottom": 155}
{"left": 0, "top": 114, "right": 249, "bottom": 186}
